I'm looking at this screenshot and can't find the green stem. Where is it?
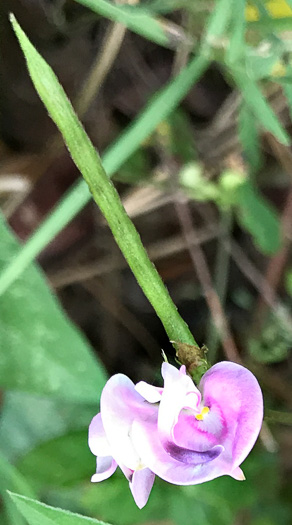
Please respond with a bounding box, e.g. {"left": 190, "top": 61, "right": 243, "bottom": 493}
{"left": 7, "top": 16, "right": 205, "bottom": 345}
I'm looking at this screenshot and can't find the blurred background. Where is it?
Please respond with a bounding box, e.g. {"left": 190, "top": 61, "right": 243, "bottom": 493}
{"left": 0, "top": 0, "right": 292, "bottom": 524}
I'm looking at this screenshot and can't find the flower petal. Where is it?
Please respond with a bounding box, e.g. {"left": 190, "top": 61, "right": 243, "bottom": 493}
{"left": 91, "top": 456, "right": 117, "bottom": 482}
{"left": 101, "top": 373, "right": 158, "bottom": 470}
{"left": 158, "top": 363, "right": 201, "bottom": 442}
{"left": 173, "top": 409, "right": 223, "bottom": 452}
{"left": 163, "top": 441, "right": 223, "bottom": 465}
{"left": 199, "top": 361, "right": 263, "bottom": 468}
{"left": 130, "top": 468, "right": 155, "bottom": 509}
{"left": 135, "top": 381, "right": 163, "bottom": 403}
{"left": 88, "top": 413, "right": 111, "bottom": 457}
{"left": 230, "top": 466, "right": 246, "bottom": 481}
{"left": 132, "top": 418, "right": 228, "bottom": 485}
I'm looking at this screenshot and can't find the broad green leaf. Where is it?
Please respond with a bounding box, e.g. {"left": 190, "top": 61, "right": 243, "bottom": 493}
{"left": 0, "top": 214, "right": 106, "bottom": 401}
{"left": 0, "top": 453, "right": 35, "bottom": 498}
{"left": 232, "top": 69, "right": 290, "bottom": 145}
{"left": 235, "top": 179, "right": 281, "bottom": 254}
{"left": 1, "top": 492, "right": 25, "bottom": 525}
{"left": 0, "top": 391, "right": 95, "bottom": 461}
{"left": 74, "top": 0, "right": 180, "bottom": 49}
{"left": 8, "top": 492, "right": 110, "bottom": 525}
{"left": 17, "top": 430, "right": 93, "bottom": 488}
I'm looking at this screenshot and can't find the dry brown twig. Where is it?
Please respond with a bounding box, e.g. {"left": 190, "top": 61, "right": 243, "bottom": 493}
{"left": 49, "top": 225, "right": 221, "bottom": 288}
{"left": 173, "top": 193, "right": 241, "bottom": 364}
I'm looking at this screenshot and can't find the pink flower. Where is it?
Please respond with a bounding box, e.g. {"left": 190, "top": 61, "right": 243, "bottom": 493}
{"left": 88, "top": 361, "right": 263, "bottom": 508}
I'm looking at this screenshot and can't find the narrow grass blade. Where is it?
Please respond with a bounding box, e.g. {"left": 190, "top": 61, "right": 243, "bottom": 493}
{"left": 204, "top": 0, "right": 233, "bottom": 43}
{"left": 232, "top": 69, "right": 290, "bottom": 145}
{"left": 75, "top": 0, "right": 182, "bottom": 49}
{"left": 226, "top": 0, "right": 246, "bottom": 63}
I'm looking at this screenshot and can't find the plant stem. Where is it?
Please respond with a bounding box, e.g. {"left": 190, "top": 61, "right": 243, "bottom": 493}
{"left": 7, "top": 16, "right": 205, "bottom": 345}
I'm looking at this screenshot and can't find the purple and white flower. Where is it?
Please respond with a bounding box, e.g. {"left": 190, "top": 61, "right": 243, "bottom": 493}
{"left": 89, "top": 361, "right": 263, "bottom": 508}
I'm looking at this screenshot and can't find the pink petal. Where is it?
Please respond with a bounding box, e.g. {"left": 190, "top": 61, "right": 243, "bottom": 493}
{"left": 173, "top": 409, "right": 224, "bottom": 452}
{"left": 130, "top": 468, "right": 155, "bottom": 509}
{"left": 91, "top": 456, "right": 117, "bottom": 482}
{"left": 199, "top": 361, "right": 263, "bottom": 469}
{"left": 131, "top": 419, "right": 228, "bottom": 485}
{"left": 88, "top": 413, "right": 111, "bottom": 457}
{"left": 230, "top": 466, "right": 245, "bottom": 480}
{"left": 101, "top": 374, "right": 158, "bottom": 471}
{"left": 163, "top": 440, "right": 223, "bottom": 465}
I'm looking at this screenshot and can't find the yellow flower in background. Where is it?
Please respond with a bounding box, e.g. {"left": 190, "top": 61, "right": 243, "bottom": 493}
{"left": 246, "top": 0, "right": 292, "bottom": 21}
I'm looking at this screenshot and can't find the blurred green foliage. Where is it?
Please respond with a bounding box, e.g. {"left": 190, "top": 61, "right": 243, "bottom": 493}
{"left": 0, "top": 215, "right": 106, "bottom": 402}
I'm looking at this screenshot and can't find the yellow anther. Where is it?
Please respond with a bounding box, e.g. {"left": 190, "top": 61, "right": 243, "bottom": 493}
{"left": 136, "top": 461, "right": 147, "bottom": 471}
{"left": 195, "top": 406, "right": 210, "bottom": 421}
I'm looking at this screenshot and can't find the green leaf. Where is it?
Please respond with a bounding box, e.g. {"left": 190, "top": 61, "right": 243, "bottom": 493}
{"left": 281, "top": 70, "right": 292, "bottom": 122}
{"left": 285, "top": 267, "right": 292, "bottom": 297}
{"left": 0, "top": 391, "right": 95, "bottom": 461}
{"left": 235, "top": 179, "right": 281, "bottom": 254}
{"left": 0, "top": 452, "right": 36, "bottom": 499}
{"left": 247, "top": 16, "right": 292, "bottom": 33}
{"left": 81, "top": 474, "right": 173, "bottom": 525}
{"left": 167, "top": 110, "right": 197, "bottom": 162}
{"left": 180, "top": 162, "right": 219, "bottom": 202}
{"left": 144, "top": 0, "right": 189, "bottom": 14}
{"left": 115, "top": 149, "right": 151, "bottom": 184}
{"left": 204, "top": 0, "right": 233, "bottom": 42}
{"left": 0, "top": 452, "right": 36, "bottom": 525}
{"left": 8, "top": 492, "right": 110, "bottom": 525}
{"left": 232, "top": 69, "right": 290, "bottom": 145}
{"left": 248, "top": 311, "right": 292, "bottom": 364}
{"left": 245, "top": 42, "right": 284, "bottom": 81}
{"left": 74, "top": 0, "right": 180, "bottom": 49}
{"left": 238, "top": 102, "right": 263, "bottom": 172}
{"left": 8, "top": 15, "right": 200, "bottom": 346}
{"left": 226, "top": 0, "right": 246, "bottom": 63}
{"left": 0, "top": 214, "right": 106, "bottom": 401}
{"left": 16, "top": 430, "right": 93, "bottom": 488}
